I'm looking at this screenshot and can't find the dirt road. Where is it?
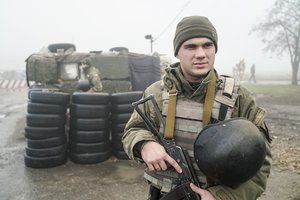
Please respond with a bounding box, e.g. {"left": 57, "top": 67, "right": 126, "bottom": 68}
{"left": 0, "top": 88, "right": 299, "bottom": 200}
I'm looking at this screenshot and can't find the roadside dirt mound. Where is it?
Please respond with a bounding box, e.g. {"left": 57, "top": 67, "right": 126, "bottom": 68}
{"left": 255, "top": 93, "right": 300, "bottom": 174}
{"left": 254, "top": 92, "right": 300, "bottom": 200}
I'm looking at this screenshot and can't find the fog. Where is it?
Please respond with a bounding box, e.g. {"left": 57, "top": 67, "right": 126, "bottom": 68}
{"left": 0, "top": 0, "right": 291, "bottom": 77}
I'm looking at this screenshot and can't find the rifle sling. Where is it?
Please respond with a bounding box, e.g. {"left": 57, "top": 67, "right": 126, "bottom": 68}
{"left": 164, "top": 84, "right": 177, "bottom": 139}
{"left": 202, "top": 71, "right": 217, "bottom": 126}
{"left": 164, "top": 71, "right": 217, "bottom": 139}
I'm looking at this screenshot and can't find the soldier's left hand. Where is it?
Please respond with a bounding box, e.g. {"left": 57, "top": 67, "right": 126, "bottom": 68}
{"left": 87, "top": 88, "right": 95, "bottom": 93}
{"left": 190, "top": 183, "right": 216, "bottom": 200}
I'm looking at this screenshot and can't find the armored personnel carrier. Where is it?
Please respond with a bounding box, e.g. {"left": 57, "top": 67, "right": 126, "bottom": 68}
{"left": 25, "top": 43, "right": 161, "bottom": 94}
{"left": 24, "top": 43, "right": 162, "bottom": 165}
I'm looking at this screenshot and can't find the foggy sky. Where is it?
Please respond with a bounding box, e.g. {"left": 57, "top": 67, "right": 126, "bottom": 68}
{"left": 0, "top": 0, "right": 291, "bottom": 76}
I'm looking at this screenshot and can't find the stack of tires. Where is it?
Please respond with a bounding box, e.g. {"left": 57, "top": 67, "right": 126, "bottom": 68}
{"left": 69, "top": 92, "right": 111, "bottom": 164}
{"left": 110, "top": 91, "right": 143, "bottom": 159}
{"left": 24, "top": 91, "right": 70, "bottom": 168}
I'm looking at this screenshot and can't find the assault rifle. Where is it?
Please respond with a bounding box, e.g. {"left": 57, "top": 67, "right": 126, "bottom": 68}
{"left": 132, "top": 94, "right": 201, "bottom": 200}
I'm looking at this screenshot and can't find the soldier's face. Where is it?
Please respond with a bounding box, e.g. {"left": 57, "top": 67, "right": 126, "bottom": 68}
{"left": 176, "top": 37, "right": 216, "bottom": 82}
{"left": 80, "top": 64, "right": 88, "bottom": 69}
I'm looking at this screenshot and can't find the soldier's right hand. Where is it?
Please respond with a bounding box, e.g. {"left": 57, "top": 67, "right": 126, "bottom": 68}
{"left": 141, "top": 141, "right": 182, "bottom": 174}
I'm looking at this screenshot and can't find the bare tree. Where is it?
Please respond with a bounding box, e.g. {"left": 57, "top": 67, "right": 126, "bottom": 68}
{"left": 251, "top": 0, "right": 300, "bottom": 85}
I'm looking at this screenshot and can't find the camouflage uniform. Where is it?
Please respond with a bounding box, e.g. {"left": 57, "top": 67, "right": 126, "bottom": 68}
{"left": 82, "top": 65, "right": 103, "bottom": 92}
{"left": 122, "top": 63, "right": 272, "bottom": 200}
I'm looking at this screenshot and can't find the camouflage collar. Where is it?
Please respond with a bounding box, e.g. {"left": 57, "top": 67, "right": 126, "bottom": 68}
{"left": 163, "top": 62, "right": 218, "bottom": 101}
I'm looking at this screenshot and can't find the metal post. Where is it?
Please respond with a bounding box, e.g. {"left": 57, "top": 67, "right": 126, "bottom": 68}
{"left": 145, "top": 34, "right": 154, "bottom": 53}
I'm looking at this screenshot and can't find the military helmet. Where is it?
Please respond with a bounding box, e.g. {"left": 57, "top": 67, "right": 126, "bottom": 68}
{"left": 194, "top": 118, "right": 266, "bottom": 186}
{"left": 78, "top": 79, "right": 91, "bottom": 92}
{"left": 80, "top": 58, "right": 92, "bottom": 66}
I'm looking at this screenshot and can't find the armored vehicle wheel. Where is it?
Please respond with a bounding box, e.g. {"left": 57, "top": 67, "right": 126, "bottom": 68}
{"left": 109, "top": 46, "right": 129, "bottom": 53}
{"left": 48, "top": 43, "right": 76, "bottom": 53}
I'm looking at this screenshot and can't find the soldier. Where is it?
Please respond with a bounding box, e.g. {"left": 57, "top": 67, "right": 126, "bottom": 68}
{"left": 122, "top": 16, "right": 272, "bottom": 200}
{"left": 248, "top": 64, "right": 257, "bottom": 83}
{"left": 79, "top": 58, "right": 103, "bottom": 92}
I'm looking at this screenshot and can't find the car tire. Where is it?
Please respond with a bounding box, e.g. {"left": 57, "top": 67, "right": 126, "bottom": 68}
{"left": 48, "top": 43, "right": 76, "bottom": 53}
{"left": 69, "top": 129, "right": 110, "bottom": 143}
{"left": 26, "top": 113, "right": 66, "bottom": 127}
{"left": 110, "top": 113, "right": 132, "bottom": 124}
{"left": 30, "top": 90, "right": 70, "bottom": 105}
{"left": 71, "top": 92, "right": 110, "bottom": 105}
{"left": 69, "top": 117, "right": 108, "bottom": 131}
{"left": 24, "top": 152, "right": 68, "bottom": 168}
{"left": 69, "top": 149, "right": 111, "bottom": 164}
{"left": 69, "top": 141, "right": 111, "bottom": 153}
{"left": 25, "top": 144, "right": 67, "bottom": 157}
{"left": 70, "top": 103, "right": 110, "bottom": 118}
{"left": 113, "top": 150, "right": 129, "bottom": 160}
{"left": 111, "top": 91, "right": 143, "bottom": 104}
{"left": 26, "top": 135, "right": 67, "bottom": 149}
{"left": 25, "top": 126, "right": 65, "bottom": 139}
{"left": 111, "top": 123, "right": 126, "bottom": 133}
{"left": 111, "top": 103, "right": 134, "bottom": 114}
{"left": 27, "top": 102, "right": 67, "bottom": 114}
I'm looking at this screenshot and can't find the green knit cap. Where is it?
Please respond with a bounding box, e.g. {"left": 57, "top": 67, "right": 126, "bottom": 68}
{"left": 173, "top": 16, "right": 218, "bottom": 56}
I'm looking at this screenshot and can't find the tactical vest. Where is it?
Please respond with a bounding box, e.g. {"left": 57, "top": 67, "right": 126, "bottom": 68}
{"left": 144, "top": 76, "right": 239, "bottom": 192}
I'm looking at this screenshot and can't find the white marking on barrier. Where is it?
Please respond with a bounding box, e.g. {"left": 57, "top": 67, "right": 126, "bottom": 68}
{"left": 13, "top": 80, "right": 21, "bottom": 88}
{"left": 7, "top": 80, "right": 15, "bottom": 88}
{"left": 0, "top": 80, "right": 9, "bottom": 88}
{"left": 0, "top": 80, "right": 27, "bottom": 91}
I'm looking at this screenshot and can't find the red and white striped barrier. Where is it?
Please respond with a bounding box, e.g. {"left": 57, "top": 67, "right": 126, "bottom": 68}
{"left": 0, "top": 80, "right": 27, "bottom": 90}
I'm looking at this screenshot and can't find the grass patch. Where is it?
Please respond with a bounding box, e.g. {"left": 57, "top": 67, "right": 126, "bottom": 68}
{"left": 242, "top": 84, "right": 300, "bottom": 105}
{"left": 242, "top": 84, "right": 300, "bottom": 96}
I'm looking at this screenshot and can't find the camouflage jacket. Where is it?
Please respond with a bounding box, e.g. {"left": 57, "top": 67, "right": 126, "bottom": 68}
{"left": 84, "top": 66, "right": 103, "bottom": 92}
{"left": 122, "top": 62, "right": 272, "bottom": 200}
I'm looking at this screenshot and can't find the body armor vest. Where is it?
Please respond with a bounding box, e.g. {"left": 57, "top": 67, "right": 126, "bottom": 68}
{"left": 144, "top": 76, "right": 239, "bottom": 192}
